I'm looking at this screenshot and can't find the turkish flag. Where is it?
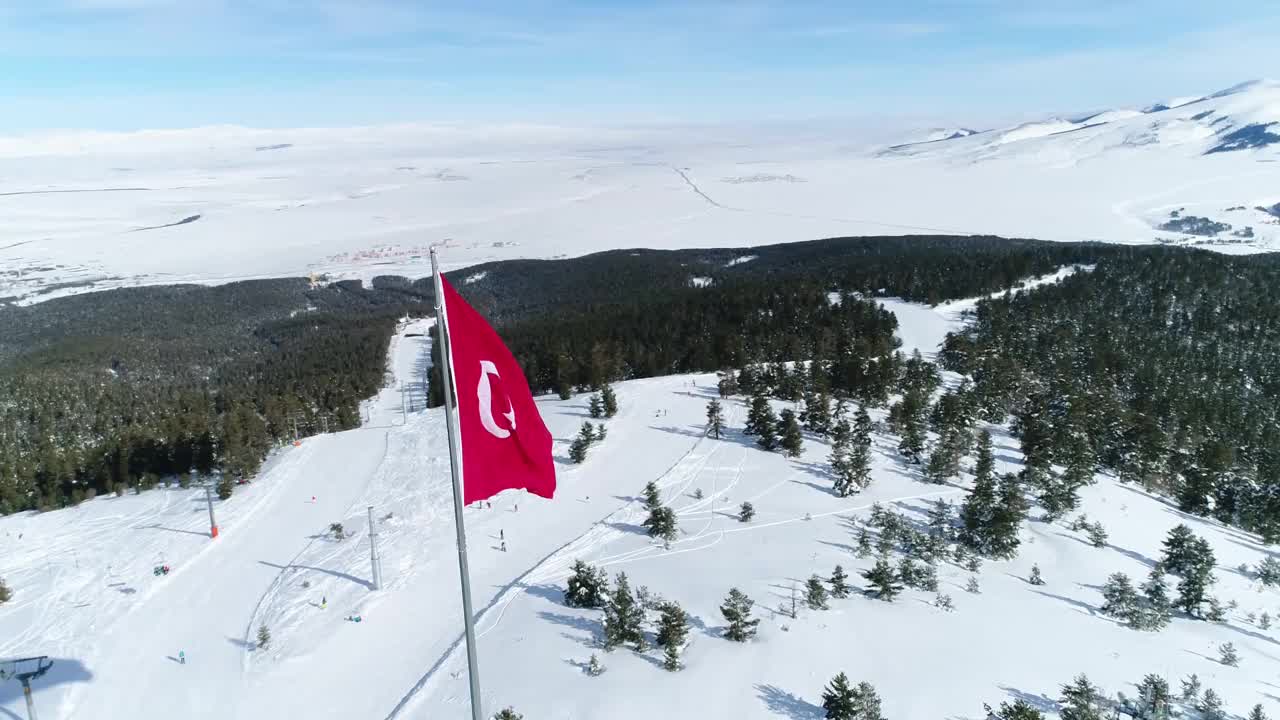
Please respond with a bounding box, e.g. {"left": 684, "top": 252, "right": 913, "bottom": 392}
{"left": 439, "top": 275, "right": 556, "bottom": 504}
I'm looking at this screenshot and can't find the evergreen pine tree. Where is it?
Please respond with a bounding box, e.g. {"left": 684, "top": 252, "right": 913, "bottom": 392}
{"left": 1100, "top": 572, "right": 1139, "bottom": 620}
{"left": 1161, "top": 524, "right": 1198, "bottom": 576}
{"left": 804, "top": 390, "right": 833, "bottom": 435}
{"left": 738, "top": 501, "right": 755, "bottom": 522}
{"left": 656, "top": 601, "right": 689, "bottom": 671}
{"left": 1137, "top": 565, "right": 1172, "bottom": 630}
{"left": 850, "top": 681, "right": 885, "bottom": 720}
{"left": 1179, "top": 674, "right": 1200, "bottom": 702}
{"left": 643, "top": 506, "right": 678, "bottom": 543}
{"left": 588, "top": 394, "right": 604, "bottom": 419}
{"left": 896, "top": 390, "right": 928, "bottom": 464}
{"left": 1256, "top": 556, "right": 1280, "bottom": 586}
{"left": 779, "top": 409, "right": 804, "bottom": 458}
{"left": 961, "top": 432, "right": 999, "bottom": 554}
{"left": 1087, "top": 521, "right": 1108, "bottom": 548}
{"left": 1059, "top": 674, "right": 1105, "bottom": 720}
{"left": 745, "top": 393, "right": 772, "bottom": 437}
{"left": 216, "top": 477, "right": 234, "bottom": 500}
{"left": 1205, "top": 596, "right": 1226, "bottom": 622}
{"left": 720, "top": 587, "right": 760, "bottom": 641}
{"left": 716, "top": 370, "right": 739, "bottom": 398}
{"left": 642, "top": 481, "right": 661, "bottom": 513}
{"left": 257, "top": 623, "right": 271, "bottom": 650}
{"left": 935, "top": 592, "right": 955, "bottom": 611}
{"left": 0, "top": 577, "right": 10, "bottom": 605}
{"left": 822, "top": 672, "right": 857, "bottom": 720}
{"left": 923, "top": 430, "right": 962, "bottom": 484}
{"left": 577, "top": 421, "right": 596, "bottom": 445}
{"left": 862, "top": 558, "right": 902, "bottom": 601}
{"left": 1029, "top": 564, "right": 1045, "bottom": 586}
{"left": 1133, "top": 675, "right": 1171, "bottom": 720}
{"left": 601, "top": 385, "right": 618, "bottom": 418}
{"left": 989, "top": 700, "right": 1045, "bottom": 720}
{"left": 849, "top": 406, "right": 873, "bottom": 490}
{"left": 856, "top": 526, "right": 873, "bottom": 557}
{"left": 1248, "top": 704, "right": 1269, "bottom": 720}
{"left": 965, "top": 576, "right": 981, "bottom": 594}
{"left": 927, "top": 498, "right": 954, "bottom": 543}
{"left": 706, "top": 399, "right": 725, "bottom": 439}
{"left": 1198, "top": 688, "right": 1224, "bottom": 720}
{"left": 1218, "top": 642, "right": 1239, "bottom": 667}
{"left": 897, "top": 557, "right": 919, "bottom": 589}
{"left": 586, "top": 653, "right": 604, "bottom": 676}
{"left": 602, "top": 572, "right": 646, "bottom": 651}
{"left": 806, "top": 574, "right": 830, "bottom": 610}
{"left": 755, "top": 403, "right": 780, "bottom": 451}
{"left": 1260, "top": 611, "right": 1272, "bottom": 629}
{"left": 662, "top": 641, "right": 681, "bottom": 672}
{"left": 565, "top": 559, "right": 609, "bottom": 608}
{"left": 987, "top": 472, "right": 1028, "bottom": 559}
{"left": 829, "top": 565, "right": 851, "bottom": 599}
{"left": 493, "top": 708, "right": 523, "bottom": 720}
{"left": 569, "top": 437, "right": 589, "bottom": 464}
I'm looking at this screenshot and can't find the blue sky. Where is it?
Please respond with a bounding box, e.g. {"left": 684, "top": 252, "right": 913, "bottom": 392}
{"left": 2, "top": 0, "right": 1278, "bottom": 132}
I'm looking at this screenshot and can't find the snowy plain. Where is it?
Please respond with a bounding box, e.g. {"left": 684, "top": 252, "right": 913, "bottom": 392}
{"left": 3, "top": 269, "right": 1277, "bottom": 720}
{"left": 3, "top": 80, "right": 1280, "bottom": 305}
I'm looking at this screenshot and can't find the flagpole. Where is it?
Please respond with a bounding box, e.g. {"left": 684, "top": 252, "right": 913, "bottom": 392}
{"left": 431, "top": 248, "right": 485, "bottom": 720}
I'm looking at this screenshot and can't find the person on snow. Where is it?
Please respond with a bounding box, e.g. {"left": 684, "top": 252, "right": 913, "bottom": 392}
{"left": 500, "top": 541, "right": 507, "bottom": 552}
{"left": 321, "top": 595, "right": 327, "bottom": 609}
{"left": 178, "top": 651, "right": 186, "bottom": 665}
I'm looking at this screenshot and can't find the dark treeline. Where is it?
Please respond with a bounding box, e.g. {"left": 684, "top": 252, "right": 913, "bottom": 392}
{"left": 0, "top": 279, "right": 430, "bottom": 513}
{"left": 941, "top": 248, "right": 1280, "bottom": 540}
{"left": 446, "top": 235, "right": 1131, "bottom": 400}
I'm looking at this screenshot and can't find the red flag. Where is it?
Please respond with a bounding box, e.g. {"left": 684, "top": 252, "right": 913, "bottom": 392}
{"left": 439, "top": 275, "right": 556, "bottom": 504}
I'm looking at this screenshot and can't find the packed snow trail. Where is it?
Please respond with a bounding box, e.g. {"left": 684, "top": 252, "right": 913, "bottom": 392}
{"left": 60, "top": 426, "right": 389, "bottom": 718}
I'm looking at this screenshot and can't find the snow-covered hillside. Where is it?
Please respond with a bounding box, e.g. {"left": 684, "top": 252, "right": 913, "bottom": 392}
{"left": 3, "top": 271, "right": 1275, "bottom": 720}
{"left": 3, "top": 81, "right": 1280, "bottom": 305}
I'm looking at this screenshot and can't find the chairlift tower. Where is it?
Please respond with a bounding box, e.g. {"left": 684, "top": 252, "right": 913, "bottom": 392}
{"left": 0, "top": 656, "right": 53, "bottom": 720}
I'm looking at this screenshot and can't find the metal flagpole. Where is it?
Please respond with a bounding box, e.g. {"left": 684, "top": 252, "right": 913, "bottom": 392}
{"left": 430, "top": 248, "right": 484, "bottom": 720}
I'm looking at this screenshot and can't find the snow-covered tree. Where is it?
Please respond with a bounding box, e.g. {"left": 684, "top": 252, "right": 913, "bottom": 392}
{"left": 804, "top": 390, "right": 832, "bottom": 435}
{"left": 1059, "top": 674, "right": 1105, "bottom": 720}
{"left": 1100, "top": 572, "right": 1138, "bottom": 621}
{"left": 1179, "top": 674, "right": 1201, "bottom": 702}
{"left": 602, "top": 572, "right": 645, "bottom": 651}
{"left": 1219, "top": 642, "right": 1239, "bottom": 667}
{"left": 493, "top": 708, "right": 523, "bottom": 720}
{"left": 601, "top": 385, "right": 618, "bottom": 418}
{"left": 988, "top": 699, "right": 1045, "bottom": 720}
{"left": 656, "top": 601, "right": 689, "bottom": 671}
{"left": 779, "top": 409, "right": 804, "bottom": 458}
{"left": 829, "top": 565, "right": 851, "bottom": 599}
{"left": 706, "top": 399, "right": 725, "bottom": 439}
{"left": 1198, "top": 688, "right": 1224, "bottom": 720}
{"left": 1087, "top": 521, "right": 1108, "bottom": 548}
{"left": 822, "top": 672, "right": 857, "bottom": 720}
{"left": 855, "top": 526, "right": 872, "bottom": 557}
{"left": 0, "top": 577, "right": 10, "bottom": 605}
{"left": 257, "top": 623, "right": 271, "bottom": 650}
{"left": 862, "top": 558, "right": 902, "bottom": 601}
{"left": 745, "top": 393, "right": 773, "bottom": 437}
{"left": 588, "top": 394, "right": 604, "bottom": 419}
{"left": 1248, "top": 704, "right": 1270, "bottom": 720}
{"left": 568, "top": 436, "right": 589, "bottom": 464}
{"left": 1135, "top": 565, "right": 1171, "bottom": 631}
{"left": 643, "top": 506, "right": 678, "bottom": 543}
{"left": 642, "top": 481, "right": 661, "bottom": 513}
{"left": 806, "top": 574, "right": 830, "bottom": 610}
{"left": 565, "top": 559, "right": 609, "bottom": 608}
{"left": 720, "top": 587, "right": 759, "bottom": 641}
{"left": 1257, "top": 556, "right": 1280, "bottom": 587}
{"left": 935, "top": 593, "right": 955, "bottom": 611}
{"left": 738, "top": 501, "right": 755, "bottom": 522}
{"left": 586, "top": 653, "right": 604, "bottom": 676}
{"left": 965, "top": 576, "right": 981, "bottom": 594}
{"left": 1029, "top": 564, "right": 1045, "bottom": 586}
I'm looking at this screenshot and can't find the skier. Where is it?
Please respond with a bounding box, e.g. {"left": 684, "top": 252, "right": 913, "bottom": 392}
{"left": 500, "top": 541, "right": 507, "bottom": 552}
{"left": 321, "top": 595, "right": 327, "bottom": 609}
{"left": 499, "top": 529, "right": 504, "bottom": 541}
{"left": 178, "top": 651, "right": 186, "bottom": 665}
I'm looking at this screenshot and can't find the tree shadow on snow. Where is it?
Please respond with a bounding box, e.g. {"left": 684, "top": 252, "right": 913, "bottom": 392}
{"left": 227, "top": 636, "right": 255, "bottom": 651}
{"left": 605, "top": 520, "right": 648, "bottom": 535}
{"left": 755, "top": 684, "right": 823, "bottom": 719}
{"left": 522, "top": 583, "right": 565, "bottom": 605}
{"left": 999, "top": 686, "right": 1058, "bottom": 714}
{"left": 1051, "top": 532, "right": 1158, "bottom": 569}
{"left": 1030, "top": 589, "right": 1101, "bottom": 618}
{"left": 537, "top": 610, "right": 598, "bottom": 646}
{"left": 651, "top": 424, "right": 709, "bottom": 440}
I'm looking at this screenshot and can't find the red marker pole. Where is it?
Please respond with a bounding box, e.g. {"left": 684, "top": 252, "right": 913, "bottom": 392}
{"left": 205, "top": 484, "right": 219, "bottom": 538}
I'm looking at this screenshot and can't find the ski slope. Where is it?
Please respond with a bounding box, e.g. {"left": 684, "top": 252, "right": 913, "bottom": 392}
{"left": 3, "top": 277, "right": 1278, "bottom": 719}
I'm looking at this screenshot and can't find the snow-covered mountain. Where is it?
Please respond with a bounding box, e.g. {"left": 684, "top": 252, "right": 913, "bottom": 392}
{"left": 4, "top": 277, "right": 1276, "bottom": 720}
{"left": 2, "top": 81, "right": 1280, "bottom": 306}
